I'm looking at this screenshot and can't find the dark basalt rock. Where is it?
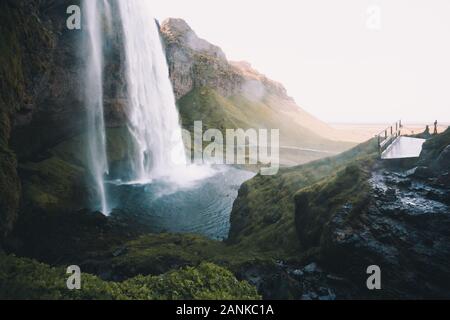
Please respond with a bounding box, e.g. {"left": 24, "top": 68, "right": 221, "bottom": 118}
{"left": 0, "top": 0, "right": 133, "bottom": 240}
{"left": 436, "top": 145, "right": 450, "bottom": 172}
{"left": 295, "top": 157, "right": 450, "bottom": 298}
{"left": 406, "top": 166, "right": 433, "bottom": 179}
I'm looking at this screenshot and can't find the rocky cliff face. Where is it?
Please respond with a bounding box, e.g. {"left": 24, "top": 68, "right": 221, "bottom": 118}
{"left": 294, "top": 129, "right": 450, "bottom": 298}
{"left": 0, "top": 0, "right": 129, "bottom": 240}
{"left": 0, "top": 8, "right": 354, "bottom": 239}
{"left": 0, "top": 0, "right": 62, "bottom": 239}
{"left": 161, "top": 18, "right": 290, "bottom": 101}
{"left": 160, "top": 18, "right": 354, "bottom": 163}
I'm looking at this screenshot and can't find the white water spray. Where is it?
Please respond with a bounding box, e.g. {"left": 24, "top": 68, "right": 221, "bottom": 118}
{"left": 83, "top": 0, "right": 214, "bottom": 210}
{"left": 118, "top": 1, "right": 188, "bottom": 183}
{"left": 84, "top": 0, "right": 111, "bottom": 214}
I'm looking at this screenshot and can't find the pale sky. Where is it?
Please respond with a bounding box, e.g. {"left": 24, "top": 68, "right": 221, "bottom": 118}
{"left": 152, "top": 0, "right": 450, "bottom": 124}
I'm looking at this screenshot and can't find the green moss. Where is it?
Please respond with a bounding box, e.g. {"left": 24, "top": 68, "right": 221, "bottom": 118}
{"left": 97, "top": 143, "right": 377, "bottom": 277}
{"left": 0, "top": 253, "right": 260, "bottom": 300}
{"left": 0, "top": 1, "right": 56, "bottom": 239}
{"left": 19, "top": 156, "right": 85, "bottom": 212}
{"left": 0, "top": 3, "right": 25, "bottom": 112}
{"left": 0, "top": 141, "right": 21, "bottom": 239}
{"left": 294, "top": 161, "right": 372, "bottom": 249}
{"left": 178, "top": 87, "right": 249, "bottom": 133}
{"left": 16, "top": 125, "right": 136, "bottom": 211}
{"left": 122, "top": 262, "right": 260, "bottom": 300}
{"left": 227, "top": 139, "right": 378, "bottom": 258}
{"left": 95, "top": 233, "right": 268, "bottom": 280}
{"left": 0, "top": 2, "right": 54, "bottom": 114}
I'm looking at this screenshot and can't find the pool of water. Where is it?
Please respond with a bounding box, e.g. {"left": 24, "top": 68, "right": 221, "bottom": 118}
{"left": 108, "top": 166, "right": 255, "bottom": 240}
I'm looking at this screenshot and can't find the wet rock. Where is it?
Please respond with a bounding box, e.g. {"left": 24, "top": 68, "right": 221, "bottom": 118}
{"left": 304, "top": 262, "right": 320, "bottom": 273}
{"left": 237, "top": 261, "right": 301, "bottom": 299}
{"left": 296, "top": 161, "right": 450, "bottom": 298}
{"left": 436, "top": 145, "right": 450, "bottom": 171}
{"left": 385, "top": 188, "right": 397, "bottom": 198}
{"left": 406, "top": 166, "right": 433, "bottom": 179}
{"left": 301, "top": 292, "right": 318, "bottom": 300}
{"left": 291, "top": 269, "right": 304, "bottom": 277}
{"left": 318, "top": 288, "right": 336, "bottom": 300}
{"left": 436, "top": 173, "right": 450, "bottom": 189}
{"left": 301, "top": 287, "right": 336, "bottom": 300}
{"left": 326, "top": 274, "right": 347, "bottom": 282}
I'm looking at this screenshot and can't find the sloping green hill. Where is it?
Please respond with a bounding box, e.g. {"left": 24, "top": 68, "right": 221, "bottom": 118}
{"left": 162, "top": 19, "right": 355, "bottom": 166}
{"left": 228, "top": 139, "right": 378, "bottom": 256}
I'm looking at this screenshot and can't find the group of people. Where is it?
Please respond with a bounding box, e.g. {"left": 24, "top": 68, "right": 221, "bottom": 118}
{"left": 425, "top": 120, "right": 439, "bottom": 135}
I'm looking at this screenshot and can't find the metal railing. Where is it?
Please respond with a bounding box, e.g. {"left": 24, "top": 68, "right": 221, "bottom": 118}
{"left": 375, "top": 120, "right": 442, "bottom": 157}
{"left": 376, "top": 120, "right": 402, "bottom": 155}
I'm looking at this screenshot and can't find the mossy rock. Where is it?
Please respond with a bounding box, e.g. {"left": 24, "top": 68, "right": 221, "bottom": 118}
{"left": 418, "top": 127, "right": 450, "bottom": 168}
{"left": 19, "top": 156, "right": 86, "bottom": 212}
{"left": 227, "top": 139, "right": 378, "bottom": 258}
{"left": 0, "top": 253, "right": 260, "bottom": 300}
{"left": 294, "top": 161, "right": 372, "bottom": 249}
{"left": 90, "top": 233, "right": 266, "bottom": 280}
{"left": 16, "top": 126, "right": 136, "bottom": 212}
{"left": 0, "top": 110, "right": 21, "bottom": 240}
{"left": 0, "top": 1, "right": 57, "bottom": 239}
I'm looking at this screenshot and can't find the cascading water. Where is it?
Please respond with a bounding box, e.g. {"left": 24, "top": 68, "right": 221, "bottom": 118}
{"left": 83, "top": 0, "right": 213, "bottom": 216}
{"left": 83, "top": 0, "right": 111, "bottom": 214}
{"left": 81, "top": 0, "right": 251, "bottom": 238}
{"left": 117, "top": 0, "right": 187, "bottom": 183}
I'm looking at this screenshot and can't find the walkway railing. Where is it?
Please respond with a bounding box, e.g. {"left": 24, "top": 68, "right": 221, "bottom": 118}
{"left": 375, "top": 120, "right": 442, "bottom": 158}
{"left": 376, "top": 120, "right": 402, "bottom": 155}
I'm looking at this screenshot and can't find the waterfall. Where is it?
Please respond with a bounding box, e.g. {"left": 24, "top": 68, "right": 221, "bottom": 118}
{"left": 82, "top": 1, "right": 212, "bottom": 213}
{"left": 83, "top": 0, "right": 111, "bottom": 214}
{"left": 117, "top": 0, "right": 187, "bottom": 182}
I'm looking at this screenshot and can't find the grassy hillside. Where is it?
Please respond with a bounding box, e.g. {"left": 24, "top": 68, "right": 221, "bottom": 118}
{"left": 82, "top": 140, "right": 379, "bottom": 281}
{"left": 228, "top": 139, "right": 378, "bottom": 256}
{"left": 162, "top": 19, "right": 355, "bottom": 166}
{"left": 178, "top": 87, "right": 355, "bottom": 165}
{"left": 0, "top": 252, "right": 259, "bottom": 300}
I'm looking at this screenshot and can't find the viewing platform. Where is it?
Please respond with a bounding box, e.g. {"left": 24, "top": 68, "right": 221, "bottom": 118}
{"left": 377, "top": 121, "right": 433, "bottom": 160}
{"left": 381, "top": 136, "right": 426, "bottom": 159}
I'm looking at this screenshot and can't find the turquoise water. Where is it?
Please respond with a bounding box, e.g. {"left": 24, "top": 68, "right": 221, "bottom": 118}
{"left": 109, "top": 167, "right": 255, "bottom": 240}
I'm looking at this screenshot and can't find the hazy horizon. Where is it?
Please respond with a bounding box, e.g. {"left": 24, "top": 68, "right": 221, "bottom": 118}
{"left": 153, "top": 0, "right": 450, "bottom": 125}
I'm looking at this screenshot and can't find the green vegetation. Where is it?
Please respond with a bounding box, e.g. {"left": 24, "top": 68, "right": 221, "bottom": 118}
{"left": 0, "top": 125, "right": 20, "bottom": 239}
{"left": 7, "top": 1, "right": 441, "bottom": 299}
{"left": 19, "top": 157, "right": 86, "bottom": 211}
{"left": 178, "top": 87, "right": 354, "bottom": 154}
{"left": 93, "top": 233, "right": 272, "bottom": 280}
{"left": 16, "top": 126, "right": 135, "bottom": 212}
{"left": 0, "top": 253, "right": 260, "bottom": 300}
{"left": 294, "top": 162, "right": 372, "bottom": 250}
{"left": 0, "top": 1, "right": 55, "bottom": 238}
{"left": 179, "top": 87, "right": 249, "bottom": 133}
{"left": 227, "top": 139, "right": 378, "bottom": 258}
{"left": 74, "top": 140, "right": 379, "bottom": 291}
